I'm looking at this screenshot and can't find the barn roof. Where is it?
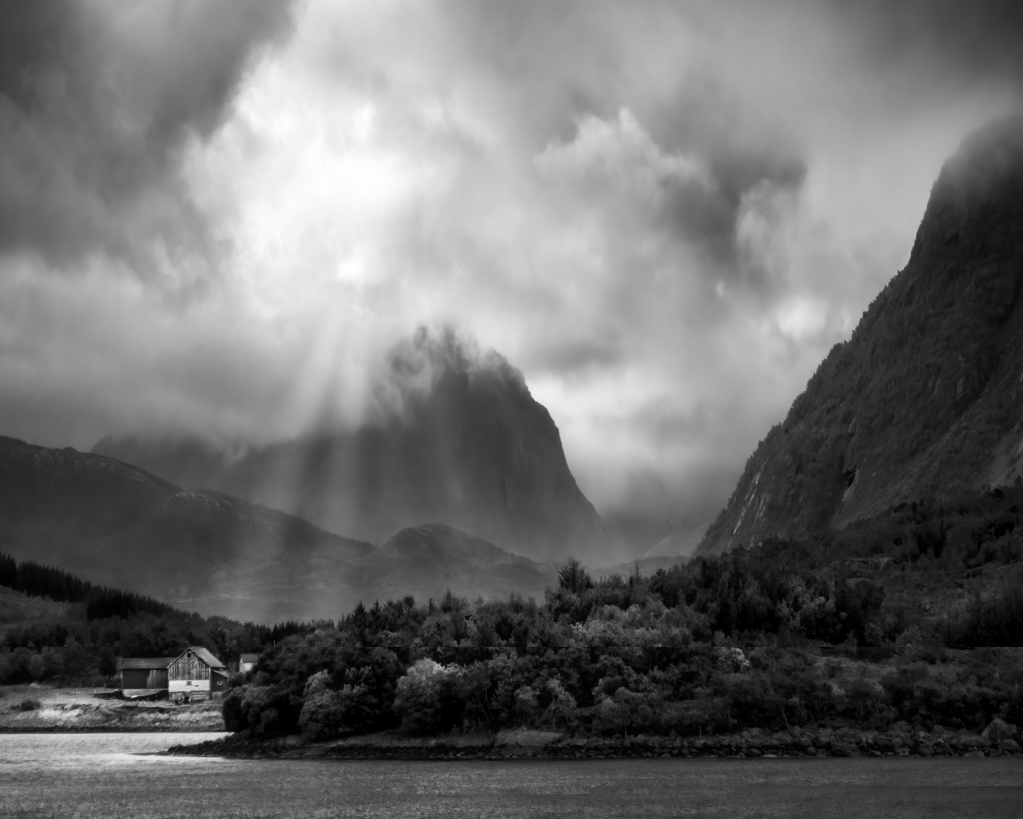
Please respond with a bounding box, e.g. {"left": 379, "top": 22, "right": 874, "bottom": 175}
{"left": 239, "top": 653, "right": 259, "bottom": 662}
{"left": 173, "top": 646, "right": 226, "bottom": 669}
{"left": 118, "top": 657, "right": 176, "bottom": 670}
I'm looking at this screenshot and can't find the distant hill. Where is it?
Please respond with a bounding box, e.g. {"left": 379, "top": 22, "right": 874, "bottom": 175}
{"left": 701, "top": 115, "right": 1023, "bottom": 554}
{"left": 0, "top": 435, "right": 375, "bottom": 622}
{"left": 95, "top": 341, "right": 612, "bottom": 564}
{"left": 0, "top": 436, "right": 557, "bottom": 621}
{"left": 349, "top": 523, "right": 555, "bottom": 605}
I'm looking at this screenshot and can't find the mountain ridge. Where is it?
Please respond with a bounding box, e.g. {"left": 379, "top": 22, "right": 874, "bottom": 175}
{"left": 700, "top": 115, "right": 1023, "bottom": 554}
{"left": 0, "top": 436, "right": 556, "bottom": 621}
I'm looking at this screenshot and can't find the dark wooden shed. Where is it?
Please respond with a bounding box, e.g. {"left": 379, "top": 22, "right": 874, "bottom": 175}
{"left": 118, "top": 657, "right": 175, "bottom": 693}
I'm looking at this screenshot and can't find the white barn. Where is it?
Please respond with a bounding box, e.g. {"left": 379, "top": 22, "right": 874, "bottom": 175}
{"left": 167, "top": 646, "right": 228, "bottom": 701}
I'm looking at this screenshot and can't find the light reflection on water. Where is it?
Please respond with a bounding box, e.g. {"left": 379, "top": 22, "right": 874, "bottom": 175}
{"left": 0, "top": 733, "right": 1021, "bottom": 818}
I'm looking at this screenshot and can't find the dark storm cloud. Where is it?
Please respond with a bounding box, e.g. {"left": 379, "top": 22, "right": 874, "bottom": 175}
{"left": 4, "top": 0, "right": 1022, "bottom": 559}
{"left": 529, "top": 337, "right": 624, "bottom": 376}
{"left": 835, "top": 0, "right": 1023, "bottom": 86}
{"left": 0, "top": 0, "right": 294, "bottom": 270}
{"left": 659, "top": 148, "right": 807, "bottom": 274}
{"left": 0, "top": 0, "right": 79, "bottom": 108}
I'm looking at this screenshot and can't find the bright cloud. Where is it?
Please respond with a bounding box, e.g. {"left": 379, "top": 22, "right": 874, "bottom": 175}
{"left": 2, "top": 0, "right": 1023, "bottom": 551}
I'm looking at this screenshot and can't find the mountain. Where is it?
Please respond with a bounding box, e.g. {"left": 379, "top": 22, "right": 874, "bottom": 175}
{"left": 0, "top": 435, "right": 374, "bottom": 622}
{"left": 0, "top": 436, "right": 556, "bottom": 621}
{"left": 700, "top": 115, "right": 1023, "bottom": 554}
{"left": 348, "top": 523, "right": 555, "bottom": 606}
{"left": 94, "top": 341, "right": 612, "bottom": 564}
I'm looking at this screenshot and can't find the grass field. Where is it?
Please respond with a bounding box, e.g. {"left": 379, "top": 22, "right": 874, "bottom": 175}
{"left": 0, "top": 684, "right": 224, "bottom": 731}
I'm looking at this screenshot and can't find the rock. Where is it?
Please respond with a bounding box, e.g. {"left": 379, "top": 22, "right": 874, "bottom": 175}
{"left": 831, "top": 744, "right": 860, "bottom": 758}
{"left": 982, "top": 719, "right": 1018, "bottom": 742}
{"left": 698, "top": 116, "right": 1023, "bottom": 554}
{"left": 998, "top": 739, "right": 1022, "bottom": 753}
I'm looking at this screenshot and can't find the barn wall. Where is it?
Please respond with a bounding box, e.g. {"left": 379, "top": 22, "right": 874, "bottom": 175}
{"left": 169, "top": 679, "right": 211, "bottom": 693}
{"left": 169, "top": 652, "right": 211, "bottom": 681}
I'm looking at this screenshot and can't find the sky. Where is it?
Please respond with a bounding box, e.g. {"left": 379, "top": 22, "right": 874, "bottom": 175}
{"left": 2, "top": 0, "right": 1023, "bottom": 551}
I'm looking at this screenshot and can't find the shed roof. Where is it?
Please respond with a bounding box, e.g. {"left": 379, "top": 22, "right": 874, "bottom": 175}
{"left": 118, "top": 657, "right": 176, "bottom": 670}
{"left": 239, "top": 653, "right": 260, "bottom": 662}
{"left": 173, "top": 646, "right": 226, "bottom": 669}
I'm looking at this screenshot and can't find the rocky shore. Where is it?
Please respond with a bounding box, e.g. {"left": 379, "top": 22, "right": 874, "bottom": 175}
{"left": 169, "top": 720, "right": 1022, "bottom": 761}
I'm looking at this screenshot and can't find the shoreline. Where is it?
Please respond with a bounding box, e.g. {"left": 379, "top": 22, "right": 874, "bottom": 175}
{"left": 0, "top": 725, "right": 227, "bottom": 734}
{"left": 0, "top": 686, "right": 225, "bottom": 732}
{"left": 167, "top": 726, "right": 1023, "bottom": 761}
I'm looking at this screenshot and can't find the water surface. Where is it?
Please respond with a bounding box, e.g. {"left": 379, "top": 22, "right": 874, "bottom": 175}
{"left": 1, "top": 733, "right": 1020, "bottom": 818}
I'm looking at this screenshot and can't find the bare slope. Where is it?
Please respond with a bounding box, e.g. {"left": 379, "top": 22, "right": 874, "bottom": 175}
{"left": 701, "top": 116, "right": 1023, "bottom": 554}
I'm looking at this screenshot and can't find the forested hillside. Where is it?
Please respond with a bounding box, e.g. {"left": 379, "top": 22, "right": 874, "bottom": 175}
{"left": 225, "top": 484, "right": 1023, "bottom": 742}
{"left": 0, "top": 551, "right": 318, "bottom": 685}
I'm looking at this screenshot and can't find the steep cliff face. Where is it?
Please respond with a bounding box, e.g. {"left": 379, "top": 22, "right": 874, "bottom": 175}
{"left": 701, "top": 116, "right": 1023, "bottom": 554}
{"left": 96, "top": 351, "right": 612, "bottom": 563}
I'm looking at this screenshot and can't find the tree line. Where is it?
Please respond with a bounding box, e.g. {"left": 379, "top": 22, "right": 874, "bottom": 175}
{"left": 0, "top": 551, "right": 324, "bottom": 685}
{"left": 225, "top": 486, "right": 1023, "bottom": 743}
{"left": 0, "top": 551, "right": 173, "bottom": 619}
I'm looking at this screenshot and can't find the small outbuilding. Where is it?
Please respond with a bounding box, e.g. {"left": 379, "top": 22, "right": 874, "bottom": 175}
{"left": 118, "top": 646, "right": 228, "bottom": 701}
{"left": 168, "top": 646, "right": 228, "bottom": 702}
{"left": 118, "top": 657, "right": 175, "bottom": 697}
{"left": 239, "top": 653, "right": 259, "bottom": 674}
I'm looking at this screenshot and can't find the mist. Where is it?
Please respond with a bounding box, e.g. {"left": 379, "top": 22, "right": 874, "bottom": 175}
{"left": 2, "top": 1, "right": 1023, "bottom": 552}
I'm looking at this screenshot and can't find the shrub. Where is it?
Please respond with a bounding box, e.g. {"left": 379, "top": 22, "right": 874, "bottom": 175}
{"left": 843, "top": 676, "right": 893, "bottom": 728}
{"left": 297, "top": 670, "right": 379, "bottom": 740}
{"left": 19, "top": 697, "right": 41, "bottom": 712}
{"left": 393, "top": 659, "right": 464, "bottom": 735}
{"left": 221, "top": 684, "right": 296, "bottom": 736}
{"left": 720, "top": 671, "right": 785, "bottom": 730}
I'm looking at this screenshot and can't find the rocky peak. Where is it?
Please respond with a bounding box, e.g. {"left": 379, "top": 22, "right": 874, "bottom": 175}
{"left": 700, "top": 116, "right": 1023, "bottom": 554}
